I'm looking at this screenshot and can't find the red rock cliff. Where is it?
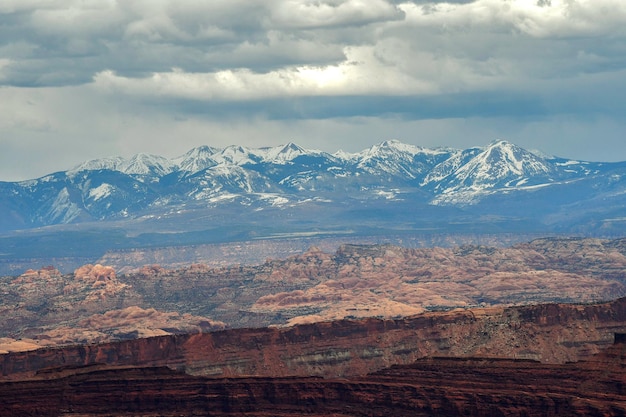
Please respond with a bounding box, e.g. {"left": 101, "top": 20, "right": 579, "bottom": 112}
{"left": 2, "top": 297, "right": 626, "bottom": 380}
{"left": 1, "top": 339, "right": 625, "bottom": 416}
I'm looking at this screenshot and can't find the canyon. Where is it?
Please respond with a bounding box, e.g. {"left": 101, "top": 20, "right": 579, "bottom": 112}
{"left": 2, "top": 237, "right": 626, "bottom": 415}
{"left": 2, "top": 237, "right": 626, "bottom": 351}
{"left": 2, "top": 346, "right": 625, "bottom": 417}
{"left": 1, "top": 298, "right": 625, "bottom": 416}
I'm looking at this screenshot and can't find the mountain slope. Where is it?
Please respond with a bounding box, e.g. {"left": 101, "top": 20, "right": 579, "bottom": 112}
{"left": 1, "top": 140, "right": 626, "bottom": 241}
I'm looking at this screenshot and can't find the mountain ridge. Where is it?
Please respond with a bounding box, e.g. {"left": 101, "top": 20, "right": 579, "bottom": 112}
{"left": 2, "top": 140, "right": 626, "bottom": 262}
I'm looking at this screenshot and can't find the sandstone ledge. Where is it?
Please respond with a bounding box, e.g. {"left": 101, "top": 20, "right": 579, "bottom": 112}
{"left": 0, "top": 342, "right": 624, "bottom": 416}
{"left": 2, "top": 297, "right": 626, "bottom": 381}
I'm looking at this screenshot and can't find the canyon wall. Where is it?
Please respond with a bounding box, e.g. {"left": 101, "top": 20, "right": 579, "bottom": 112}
{"left": 1, "top": 337, "right": 625, "bottom": 416}
{"left": 2, "top": 297, "right": 626, "bottom": 381}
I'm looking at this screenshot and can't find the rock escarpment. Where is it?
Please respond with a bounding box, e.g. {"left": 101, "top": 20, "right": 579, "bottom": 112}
{"left": 1, "top": 335, "right": 625, "bottom": 416}
{"left": 2, "top": 297, "right": 626, "bottom": 381}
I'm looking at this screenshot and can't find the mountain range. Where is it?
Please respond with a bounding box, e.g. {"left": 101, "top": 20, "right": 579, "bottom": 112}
{"left": 2, "top": 139, "right": 626, "bottom": 273}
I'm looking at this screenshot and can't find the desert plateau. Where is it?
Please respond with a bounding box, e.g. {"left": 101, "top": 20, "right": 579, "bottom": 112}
{"left": 1, "top": 237, "right": 626, "bottom": 416}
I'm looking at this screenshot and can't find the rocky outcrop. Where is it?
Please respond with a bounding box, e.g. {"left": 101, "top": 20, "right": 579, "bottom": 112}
{"left": 1, "top": 337, "right": 625, "bottom": 416}
{"left": 2, "top": 237, "right": 626, "bottom": 349}
{"left": 2, "top": 297, "right": 626, "bottom": 381}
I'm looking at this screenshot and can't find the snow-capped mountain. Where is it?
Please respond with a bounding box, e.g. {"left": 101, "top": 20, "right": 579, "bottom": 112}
{"left": 423, "top": 141, "right": 560, "bottom": 204}
{"left": 2, "top": 140, "right": 626, "bottom": 239}
{"left": 352, "top": 140, "right": 453, "bottom": 181}
{"left": 118, "top": 153, "right": 177, "bottom": 177}
{"left": 260, "top": 142, "right": 310, "bottom": 164}
{"left": 68, "top": 156, "right": 126, "bottom": 175}
{"left": 71, "top": 154, "right": 176, "bottom": 177}
{"left": 173, "top": 145, "right": 219, "bottom": 173}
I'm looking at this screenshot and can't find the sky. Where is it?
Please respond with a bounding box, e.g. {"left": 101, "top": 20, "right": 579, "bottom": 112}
{"left": 1, "top": 0, "right": 626, "bottom": 181}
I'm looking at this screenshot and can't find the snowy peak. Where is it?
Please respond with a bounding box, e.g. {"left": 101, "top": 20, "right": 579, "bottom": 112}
{"left": 69, "top": 156, "right": 126, "bottom": 175}
{"left": 424, "top": 140, "right": 555, "bottom": 193}
{"left": 481, "top": 140, "right": 552, "bottom": 177}
{"left": 174, "top": 145, "right": 219, "bottom": 173}
{"left": 460, "top": 140, "right": 553, "bottom": 185}
{"left": 359, "top": 140, "right": 422, "bottom": 160}
{"left": 118, "top": 153, "right": 176, "bottom": 176}
{"left": 210, "top": 145, "right": 261, "bottom": 166}
{"left": 262, "top": 142, "right": 310, "bottom": 164}
{"left": 69, "top": 153, "right": 176, "bottom": 177}
{"left": 354, "top": 139, "right": 452, "bottom": 179}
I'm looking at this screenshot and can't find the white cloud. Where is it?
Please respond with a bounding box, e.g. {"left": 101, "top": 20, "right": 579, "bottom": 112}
{"left": 399, "top": 0, "right": 626, "bottom": 38}
{"left": 92, "top": 42, "right": 435, "bottom": 100}
{"left": 269, "top": 0, "right": 404, "bottom": 28}
{"left": 2, "top": 0, "right": 625, "bottom": 87}
{"left": 29, "top": 2, "right": 124, "bottom": 37}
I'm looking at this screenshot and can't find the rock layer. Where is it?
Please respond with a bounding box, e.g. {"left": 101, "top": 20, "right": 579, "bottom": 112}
{"left": 1, "top": 337, "right": 625, "bottom": 416}
{"left": 2, "top": 297, "right": 626, "bottom": 381}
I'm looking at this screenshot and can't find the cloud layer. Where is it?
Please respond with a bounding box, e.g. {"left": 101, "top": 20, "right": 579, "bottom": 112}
{"left": 1, "top": 0, "right": 626, "bottom": 180}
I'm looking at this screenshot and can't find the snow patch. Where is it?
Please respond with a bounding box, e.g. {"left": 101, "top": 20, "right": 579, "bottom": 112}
{"left": 375, "top": 189, "right": 400, "bottom": 200}
{"left": 556, "top": 160, "right": 581, "bottom": 166}
{"left": 207, "top": 193, "right": 238, "bottom": 203}
{"left": 88, "top": 183, "right": 114, "bottom": 201}
{"left": 47, "top": 188, "right": 82, "bottom": 223}
{"left": 257, "top": 193, "right": 290, "bottom": 206}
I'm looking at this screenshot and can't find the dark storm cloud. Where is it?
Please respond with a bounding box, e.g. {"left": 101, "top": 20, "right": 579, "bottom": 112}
{"left": 0, "top": 0, "right": 402, "bottom": 86}
{"left": 159, "top": 92, "right": 546, "bottom": 121}
{"left": 3, "top": 1, "right": 625, "bottom": 94}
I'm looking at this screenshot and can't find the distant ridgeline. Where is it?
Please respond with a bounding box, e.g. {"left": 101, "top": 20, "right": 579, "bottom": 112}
{"left": 1, "top": 140, "right": 626, "bottom": 272}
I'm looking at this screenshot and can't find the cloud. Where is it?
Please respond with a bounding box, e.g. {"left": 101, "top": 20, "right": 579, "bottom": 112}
{"left": 2, "top": 0, "right": 625, "bottom": 90}
{"left": 80, "top": 0, "right": 625, "bottom": 108}
{"left": 269, "top": 0, "right": 405, "bottom": 28}
{"left": 400, "top": 0, "right": 626, "bottom": 38}
{"left": 92, "top": 43, "right": 433, "bottom": 101}
{"left": 1, "top": 0, "right": 626, "bottom": 181}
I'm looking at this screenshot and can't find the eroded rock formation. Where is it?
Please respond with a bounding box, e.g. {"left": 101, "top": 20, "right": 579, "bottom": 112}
{"left": 2, "top": 237, "right": 626, "bottom": 350}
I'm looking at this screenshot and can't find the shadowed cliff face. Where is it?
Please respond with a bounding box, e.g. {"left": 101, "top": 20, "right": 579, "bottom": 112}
{"left": 1, "top": 331, "right": 625, "bottom": 416}
{"left": 2, "top": 237, "right": 626, "bottom": 351}
{"left": 2, "top": 297, "right": 626, "bottom": 382}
